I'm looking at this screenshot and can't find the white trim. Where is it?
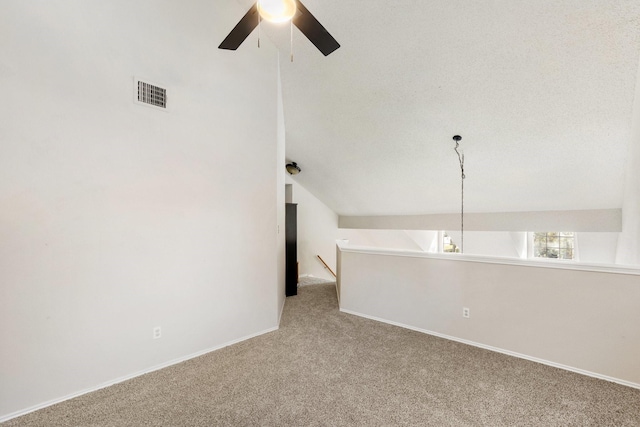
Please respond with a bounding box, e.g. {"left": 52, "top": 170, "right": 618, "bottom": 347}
{"left": 0, "top": 326, "right": 278, "bottom": 423}
{"left": 278, "top": 297, "right": 286, "bottom": 325}
{"left": 339, "top": 308, "right": 640, "bottom": 390}
{"left": 336, "top": 243, "right": 640, "bottom": 276}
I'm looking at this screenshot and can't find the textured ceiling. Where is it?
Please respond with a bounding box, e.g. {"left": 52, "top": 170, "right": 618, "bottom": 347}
{"left": 236, "top": 1, "right": 640, "bottom": 216}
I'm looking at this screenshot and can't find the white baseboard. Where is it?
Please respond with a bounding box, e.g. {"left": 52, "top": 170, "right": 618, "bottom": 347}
{"left": 0, "top": 326, "right": 278, "bottom": 423}
{"left": 339, "top": 308, "right": 640, "bottom": 390}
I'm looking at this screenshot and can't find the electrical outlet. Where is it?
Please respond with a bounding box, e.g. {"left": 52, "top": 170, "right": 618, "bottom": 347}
{"left": 153, "top": 327, "right": 162, "bottom": 339}
{"left": 462, "top": 307, "right": 470, "bottom": 318}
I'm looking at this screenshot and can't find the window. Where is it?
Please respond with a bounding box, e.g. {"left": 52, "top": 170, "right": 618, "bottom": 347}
{"left": 533, "top": 232, "right": 575, "bottom": 260}
{"left": 442, "top": 232, "right": 460, "bottom": 253}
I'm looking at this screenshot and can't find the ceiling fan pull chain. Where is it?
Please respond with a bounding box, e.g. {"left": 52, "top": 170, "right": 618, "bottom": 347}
{"left": 290, "top": 20, "right": 294, "bottom": 62}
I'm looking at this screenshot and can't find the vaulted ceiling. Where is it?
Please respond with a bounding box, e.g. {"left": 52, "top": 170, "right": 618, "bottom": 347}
{"left": 231, "top": 1, "right": 640, "bottom": 216}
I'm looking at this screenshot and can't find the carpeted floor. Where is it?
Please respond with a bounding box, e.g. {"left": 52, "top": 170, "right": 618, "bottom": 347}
{"left": 4, "top": 283, "right": 640, "bottom": 426}
{"left": 298, "top": 275, "right": 335, "bottom": 286}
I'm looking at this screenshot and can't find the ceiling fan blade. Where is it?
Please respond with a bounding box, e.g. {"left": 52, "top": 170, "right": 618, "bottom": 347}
{"left": 218, "top": 3, "right": 259, "bottom": 51}
{"left": 293, "top": 1, "right": 340, "bottom": 56}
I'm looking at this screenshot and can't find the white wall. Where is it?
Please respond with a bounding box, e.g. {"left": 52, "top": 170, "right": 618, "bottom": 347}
{"left": 404, "top": 230, "right": 439, "bottom": 252}
{"left": 578, "top": 232, "right": 619, "bottom": 264}
{"left": 339, "top": 229, "right": 620, "bottom": 264}
{"left": 445, "top": 230, "right": 520, "bottom": 258}
{"left": 617, "top": 50, "right": 640, "bottom": 265}
{"left": 339, "top": 209, "right": 622, "bottom": 232}
{"left": 338, "top": 246, "right": 640, "bottom": 387}
{"left": 339, "top": 229, "right": 423, "bottom": 251}
{"left": 287, "top": 178, "right": 338, "bottom": 281}
{"left": 276, "top": 60, "right": 286, "bottom": 318}
{"left": 0, "top": 1, "right": 280, "bottom": 419}
{"left": 340, "top": 229, "right": 521, "bottom": 258}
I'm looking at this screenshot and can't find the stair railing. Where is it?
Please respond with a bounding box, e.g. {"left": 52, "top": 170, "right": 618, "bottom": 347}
{"left": 316, "top": 255, "right": 337, "bottom": 278}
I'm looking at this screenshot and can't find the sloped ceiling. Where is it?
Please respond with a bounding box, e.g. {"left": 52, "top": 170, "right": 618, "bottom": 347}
{"left": 230, "top": 1, "right": 640, "bottom": 216}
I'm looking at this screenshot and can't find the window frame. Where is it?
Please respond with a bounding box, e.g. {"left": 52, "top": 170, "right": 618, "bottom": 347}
{"left": 439, "top": 230, "right": 460, "bottom": 254}
{"left": 527, "top": 232, "right": 579, "bottom": 261}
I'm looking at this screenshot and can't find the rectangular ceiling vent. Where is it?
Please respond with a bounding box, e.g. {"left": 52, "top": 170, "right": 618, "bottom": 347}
{"left": 134, "top": 77, "right": 168, "bottom": 110}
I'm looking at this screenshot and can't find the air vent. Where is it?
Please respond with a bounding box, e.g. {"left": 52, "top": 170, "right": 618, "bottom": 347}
{"left": 133, "top": 77, "right": 168, "bottom": 110}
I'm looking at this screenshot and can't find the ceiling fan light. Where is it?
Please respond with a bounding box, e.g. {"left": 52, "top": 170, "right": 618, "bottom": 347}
{"left": 257, "top": 0, "right": 297, "bottom": 23}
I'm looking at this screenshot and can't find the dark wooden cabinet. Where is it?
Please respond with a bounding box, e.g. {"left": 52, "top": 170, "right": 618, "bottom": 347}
{"left": 285, "top": 203, "right": 297, "bottom": 297}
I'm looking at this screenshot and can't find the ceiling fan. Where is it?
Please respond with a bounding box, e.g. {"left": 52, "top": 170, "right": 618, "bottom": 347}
{"left": 218, "top": 0, "right": 340, "bottom": 56}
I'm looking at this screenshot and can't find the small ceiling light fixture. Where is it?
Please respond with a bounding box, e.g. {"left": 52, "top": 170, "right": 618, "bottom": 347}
{"left": 257, "top": 0, "right": 297, "bottom": 23}
{"left": 286, "top": 162, "right": 301, "bottom": 175}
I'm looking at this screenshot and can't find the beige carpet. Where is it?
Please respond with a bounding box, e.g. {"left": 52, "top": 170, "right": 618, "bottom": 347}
{"left": 298, "top": 275, "right": 335, "bottom": 286}
{"left": 4, "top": 284, "right": 640, "bottom": 426}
